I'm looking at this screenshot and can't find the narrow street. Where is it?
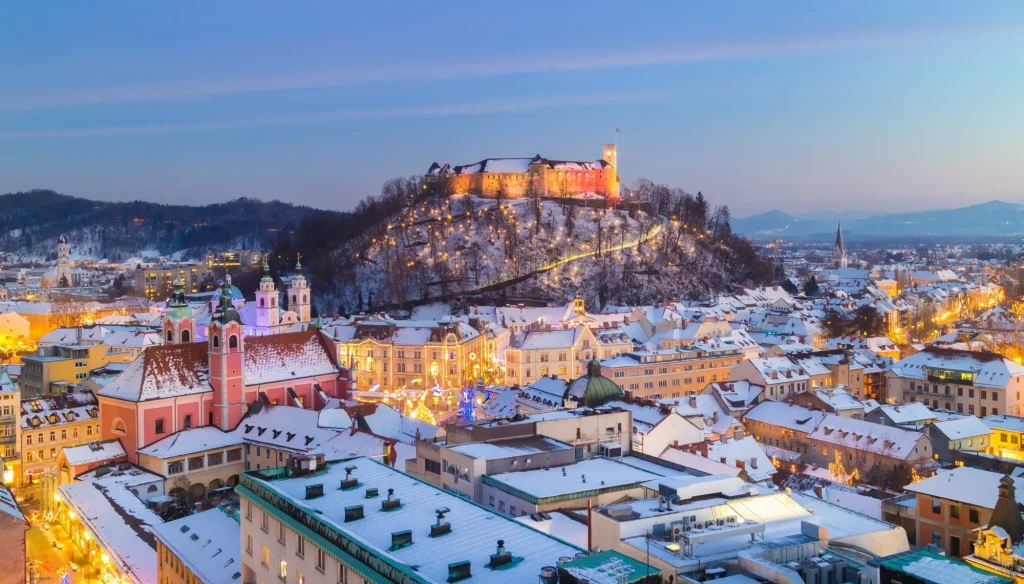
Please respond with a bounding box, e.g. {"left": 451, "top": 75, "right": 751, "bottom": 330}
{"left": 26, "top": 521, "right": 100, "bottom": 584}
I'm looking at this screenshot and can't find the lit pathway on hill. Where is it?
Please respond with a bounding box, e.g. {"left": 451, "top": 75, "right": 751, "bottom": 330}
{"left": 463, "top": 219, "right": 665, "bottom": 296}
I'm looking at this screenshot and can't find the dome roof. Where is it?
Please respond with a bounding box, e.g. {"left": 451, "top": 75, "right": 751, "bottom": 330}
{"left": 565, "top": 359, "right": 623, "bottom": 408}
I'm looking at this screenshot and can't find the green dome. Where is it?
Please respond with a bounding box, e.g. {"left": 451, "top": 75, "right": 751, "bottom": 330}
{"left": 565, "top": 359, "right": 624, "bottom": 408}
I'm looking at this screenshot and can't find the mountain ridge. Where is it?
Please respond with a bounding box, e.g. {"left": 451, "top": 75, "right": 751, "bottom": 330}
{"left": 0, "top": 189, "right": 343, "bottom": 262}
{"left": 733, "top": 199, "right": 1024, "bottom": 239}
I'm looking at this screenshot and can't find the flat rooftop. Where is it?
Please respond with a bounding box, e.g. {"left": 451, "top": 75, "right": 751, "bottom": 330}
{"left": 446, "top": 436, "right": 571, "bottom": 460}
{"left": 483, "top": 457, "right": 663, "bottom": 502}
{"left": 241, "top": 457, "right": 583, "bottom": 584}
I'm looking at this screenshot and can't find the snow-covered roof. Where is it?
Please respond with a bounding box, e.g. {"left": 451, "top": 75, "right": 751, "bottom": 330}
{"left": 62, "top": 439, "right": 127, "bottom": 467}
{"left": 906, "top": 467, "right": 1024, "bottom": 509}
{"left": 138, "top": 426, "right": 242, "bottom": 459}
{"left": 812, "top": 387, "right": 865, "bottom": 412}
{"left": 983, "top": 414, "right": 1024, "bottom": 434}
{"left": 99, "top": 330, "right": 339, "bottom": 402}
{"left": 743, "top": 401, "right": 825, "bottom": 434}
{"left": 150, "top": 508, "right": 241, "bottom": 584}
{"left": 246, "top": 457, "right": 583, "bottom": 584}
{"left": 0, "top": 484, "right": 25, "bottom": 523}
{"left": 889, "top": 347, "right": 1024, "bottom": 390}
{"left": 21, "top": 390, "right": 98, "bottom": 430}
{"left": 809, "top": 414, "right": 925, "bottom": 460}
{"left": 58, "top": 468, "right": 164, "bottom": 584}
{"left": 930, "top": 416, "right": 992, "bottom": 440}
{"left": 485, "top": 457, "right": 663, "bottom": 501}
{"left": 874, "top": 403, "right": 936, "bottom": 425}
{"left": 705, "top": 437, "right": 776, "bottom": 482}
{"left": 448, "top": 437, "right": 571, "bottom": 460}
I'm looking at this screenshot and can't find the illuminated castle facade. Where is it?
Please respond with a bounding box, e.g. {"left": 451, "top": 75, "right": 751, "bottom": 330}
{"left": 426, "top": 145, "right": 620, "bottom": 200}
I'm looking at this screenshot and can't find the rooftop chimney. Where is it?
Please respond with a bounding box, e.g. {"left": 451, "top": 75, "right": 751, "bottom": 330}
{"left": 489, "top": 539, "right": 513, "bottom": 568}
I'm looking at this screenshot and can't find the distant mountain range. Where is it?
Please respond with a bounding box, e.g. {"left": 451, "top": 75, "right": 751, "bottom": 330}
{"left": 0, "top": 189, "right": 340, "bottom": 262}
{"left": 732, "top": 200, "right": 1024, "bottom": 240}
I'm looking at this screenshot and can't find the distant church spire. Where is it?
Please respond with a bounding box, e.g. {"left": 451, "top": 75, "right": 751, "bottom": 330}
{"left": 833, "top": 221, "right": 848, "bottom": 268}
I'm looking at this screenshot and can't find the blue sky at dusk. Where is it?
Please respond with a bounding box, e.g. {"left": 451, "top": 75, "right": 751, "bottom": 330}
{"left": 2, "top": 2, "right": 1023, "bottom": 215}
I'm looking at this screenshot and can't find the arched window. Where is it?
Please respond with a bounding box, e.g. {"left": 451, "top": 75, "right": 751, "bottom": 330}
{"left": 212, "top": 335, "right": 219, "bottom": 348}
{"left": 229, "top": 335, "right": 238, "bottom": 349}
{"left": 147, "top": 485, "right": 158, "bottom": 493}
{"left": 259, "top": 298, "right": 265, "bottom": 307}
{"left": 181, "top": 330, "right": 191, "bottom": 343}
{"left": 271, "top": 298, "right": 276, "bottom": 307}
{"left": 112, "top": 418, "right": 127, "bottom": 435}
{"left": 292, "top": 295, "right": 297, "bottom": 304}
{"left": 166, "top": 330, "right": 173, "bottom": 342}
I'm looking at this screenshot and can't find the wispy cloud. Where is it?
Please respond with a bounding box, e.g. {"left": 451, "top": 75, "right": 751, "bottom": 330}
{"left": 0, "top": 92, "right": 664, "bottom": 138}
{"left": 0, "top": 24, "right": 1006, "bottom": 111}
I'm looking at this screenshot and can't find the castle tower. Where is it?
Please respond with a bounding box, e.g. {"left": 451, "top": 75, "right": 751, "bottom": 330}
{"left": 573, "top": 289, "right": 586, "bottom": 316}
{"left": 602, "top": 144, "right": 620, "bottom": 200}
{"left": 833, "top": 222, "right": 848, "bottom": 269}
{"left": 288, "top": 257, "right": 311, "bottom": 324}
{"left": 162, "top": 276, "right": 194, "bottom": 344}
{"left": 209, "top": 281, "right": 245, "bottom": 431}
{"left": 255, "top": 258, "right": 279, "bottom": 332}
{"left": 56, "top": 234, "right": 72, "bottom": 287}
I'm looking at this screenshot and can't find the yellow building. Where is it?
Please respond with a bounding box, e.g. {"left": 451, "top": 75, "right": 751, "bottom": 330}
{"left": 20, "top": 342, "right": 128, "bottom": 397}
{"left": 136, "top": 426, "right": 244, "bottom": 502}
{"left": 153, "top": 507, "right": 242, "bottom": 584}
{"left": 331, "top": 319, "right": 498, "bottom": 392}
{"left": 20, "top": 391, "right": 101, "bottom": 485}
{"left": 505, "top": 324, "right": 634, "bottom": 386}
{"left": 134, "top": 262, "right": 208, "bottom": 301}
{"left": 984, "top": 415, "right": 1024, "bottom": 461}
{"left": 600, "top": 331, "right": 760, "bottom": 399}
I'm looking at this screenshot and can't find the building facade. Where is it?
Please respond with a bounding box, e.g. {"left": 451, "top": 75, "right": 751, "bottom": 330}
{"left": 426, "top": 146, "right": 620, "bottom": 200}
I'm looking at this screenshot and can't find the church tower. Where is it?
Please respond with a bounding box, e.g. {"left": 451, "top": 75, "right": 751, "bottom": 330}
{"left": 162, "top": 276, "right": 194, "bottom": 344}
{"left": 288, "top": 257, "right": 311, "bottom": 324}
{"left": 573, "top": 289, "right": 586, "bottom": 316}
{"left": 255, "top": 258, "right": 279, "bottom": 333}
{"left": 833, "top": 222, "right": 848, "bottom": 269}
{"left": 56, "top": 234, "right": 72, "bottom": 287}
{"left": 209, "top": 281, "right": 245, "bottom": 431}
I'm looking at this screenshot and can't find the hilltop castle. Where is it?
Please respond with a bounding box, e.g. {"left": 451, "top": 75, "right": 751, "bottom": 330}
{"left": 426, "top": 144, "right": 620, "bottom": 200}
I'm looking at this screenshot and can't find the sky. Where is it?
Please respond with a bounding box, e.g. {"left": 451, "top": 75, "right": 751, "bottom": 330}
{"left": 2, "top": 2, "right": 1023, "bottom": 216}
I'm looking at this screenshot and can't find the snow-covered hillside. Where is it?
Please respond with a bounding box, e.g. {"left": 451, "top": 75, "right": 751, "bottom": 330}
{"left": 318, "top": 195, "right": 767, "bottom": 314}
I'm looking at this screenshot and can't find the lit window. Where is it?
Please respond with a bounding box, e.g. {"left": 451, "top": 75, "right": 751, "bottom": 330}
{"left": 280, "top": 560, "right": 288, "bottom": 579}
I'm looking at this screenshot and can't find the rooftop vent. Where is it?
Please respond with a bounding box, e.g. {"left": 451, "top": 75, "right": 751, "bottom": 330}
{"left": 382, "top": 488, "right": 401, "bottom": 512}
{"left": 305, "top": 484, "right": 324, "bottom": 500}
{"left": 539, "top": 567, "right": 558, "bottom": 584}
{"left": 447, "top": 561, "right": 471, "bottom": 582}
{"left": 431, "top": 507, "right": 452, "bottom": 537}
{"left": 341, "top": 465, "right": 359, "bottom": 490}
{"left": 365, "top": 488, "right": 379, "bottom": 498}
{"left": 344, "top": 505, "right": 364, "bottom": 523}
{"left": 488, "top": 540, "right": 513, "bottom": 569}
{"left": 390, "top": 530, "right": 413, "bottom": 551}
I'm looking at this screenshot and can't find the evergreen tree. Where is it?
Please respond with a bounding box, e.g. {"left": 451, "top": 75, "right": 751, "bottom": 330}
{"left": 802, "top": 276, "right": 820, "bottom": 296}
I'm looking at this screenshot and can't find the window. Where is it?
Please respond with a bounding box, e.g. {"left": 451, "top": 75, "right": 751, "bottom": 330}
{"left": 246, "top": 535, "right": 253, "bottom": 555}
{"left": 280, "top": 560, "right": 288, "bottom": 579}
{"left": 298, "top": 573, "right": 305, "bottom": 584}
{"left": 61, "top": 429, "right": 67, "bottom": 440}
{"left": 970, "top": 509, "right": 980, "bottom": 523}
{"left": 316, "top": 549, "right": 327, "bottom": 572}
{"left": 932, "top": 530, "right": 942, "bottom": 547}
{"left": 337, "top": 563, "right": 347, "bottom": 584}
{"left": 296, "top": 536, "right": 305, "bottom": 557}
{"left": 950, "top": 505, "right": 960, "bottom": 519}
{"left": 498, "top": 501, "right": 505, "bottom": 512}
{"left": 155, "top": 418, "right": 165, "bottom": 434}
{"left": 245, "top": 500, "right": 252, "bottom": 520}
{"left": 184, "top": 414, "right": 192, "bottom": 429}
{"left": 168, "top": 461, "right": 183, "bottom": 474}
{"left": 262, "top": 546, "right": 270, "bottom": 567}
{"left": 50, "top": 431, "right": 55, "bottom": 442}
{"left": 229, "top": 335, "right": 239, "bottom": 349}
{"left": 208, "top": 452, "right": 223, "bottom": 466}
{"left": 26, "top": 435, "right": 31, "bottom": 445}
{"left": 510, "top": 505, "right": 517, "bottom": 516}
{"left": 931, "top": 500, "right": 941, "bottom": 515}
{"left": 279, "top": 522, "right": 287, "bottom": 543}
{"left": 228, "top": 449, "right": 242, "bottom": 462}
{"left": 488, "top": 496, "right": 495, "bottom": 507}
{"left": 188, "top": 457, "right": 204, "bottom": 470}
{"left": 261, "top": 510, "right": 269, "bottom": 532}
